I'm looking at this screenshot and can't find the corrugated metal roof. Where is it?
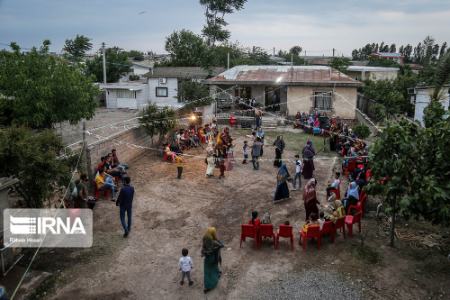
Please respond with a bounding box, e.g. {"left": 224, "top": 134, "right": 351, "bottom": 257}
{"left": 373, "top": 52, "right": 404, "bottom": 58}
{"left": 145, "top": 67, "right": 225, "bottom": 79}
{"left": 347, "top": 66, "right": 399, "bottom": 72}
{"left": 206, "top": 65, "right": 361, "bottom": 86}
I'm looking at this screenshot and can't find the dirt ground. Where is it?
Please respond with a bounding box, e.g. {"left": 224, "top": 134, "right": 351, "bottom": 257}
{"left": 15, "top": 128, "right": 450, "bottom": 300}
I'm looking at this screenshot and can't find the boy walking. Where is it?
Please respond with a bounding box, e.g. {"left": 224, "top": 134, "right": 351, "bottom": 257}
{"left": 175, "top": 155, "right": 184, "bottom": 179}
{"left": 242, "top": 141, "right": 249, "bottom": 164}
{"left": 179, "top": 248, "right": 194, "bottom": 286}
{"left": 292, "top": 155, "right": 302, "bottom": 190}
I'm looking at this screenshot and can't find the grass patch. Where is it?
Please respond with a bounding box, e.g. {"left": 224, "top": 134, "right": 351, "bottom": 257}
{"left": 352, "top": 245, "right": 382, "bottom": 265}
{"left": 264, "top": 130, "right": 330, "bottom": 154}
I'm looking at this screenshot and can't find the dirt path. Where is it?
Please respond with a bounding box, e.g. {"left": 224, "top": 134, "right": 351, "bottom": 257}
{"left": 41, "top": 129, "right": 449, "bottom": 300}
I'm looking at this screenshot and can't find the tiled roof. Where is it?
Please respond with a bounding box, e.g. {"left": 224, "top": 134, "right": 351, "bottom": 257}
{"left": 145, "top": 67, "right": 225, "bottom": 79}
{"left": 206, "top": 65, "right": 361, "bottom": 86}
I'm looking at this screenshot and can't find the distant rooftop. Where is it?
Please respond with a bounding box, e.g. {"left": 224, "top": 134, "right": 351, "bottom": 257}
{"left": 372, "top": 52, "right": 404, "bottom": 58}
{"left": 98, "top": 82, "right": 147, "bottom": 90}
{"left": 347, "top": 66, "right": 399, "bottom": 72}
{"left": 206, "top": 65, "right": 361, "bottom": 87}
{"left": 145, "top": 67, "right": 225, "bottom": 79}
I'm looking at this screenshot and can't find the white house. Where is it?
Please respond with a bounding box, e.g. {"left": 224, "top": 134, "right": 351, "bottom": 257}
{"left": 100, "top": 82, "right": 149, "bottom": 109}
{"left": 346, "top": 66, "right": 399, "bottom": 81}
{"left": 130, "top": 60, "right": 154, "bottom": 76}
{"left": 411, "top": 85, "right": 450, "bottom": 126}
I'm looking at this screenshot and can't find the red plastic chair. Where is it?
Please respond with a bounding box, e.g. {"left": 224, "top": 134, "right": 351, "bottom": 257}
{"left": 320, "top": 221, "right": 336, "bottom": 243}
{"left": 299, "top": 225, "right": 321, "bottom": 250}
{"left": 334, "top": 217, "right": 346, "bottom": 239}
{"left": 240, "top": 224, "right": 258, "bottom": 248}
{"left": 346, "top": 159, "right": 357, "bottom": 175}
{"left": 345, "top": 212, "right": 362, "bottom": 237}
{"left": 275, "top": 224, "right": 294, "bottom": 250}
{"left": 259, "top": 224, "right": 276, "bottom": 249}
{"left": 329, "top": 188, "right": 341, "bottom": 200}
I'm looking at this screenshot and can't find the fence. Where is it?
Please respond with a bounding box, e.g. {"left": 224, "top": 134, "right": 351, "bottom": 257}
{"left": 357, "top": 93, "right": 381, "bottom": 122}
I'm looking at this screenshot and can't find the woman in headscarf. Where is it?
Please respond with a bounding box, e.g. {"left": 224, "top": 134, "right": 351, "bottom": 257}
{"left": 324, "top": 194, "right": 346, "bottom": 222}
{"left": 202, "top": 227, "right": 224, "bottom": 293}
{"left": 274, "top": 164, "right": 291, "bottom": 202}
{"left": 343, "top": 181, "right": 359, "bottom": 210}
{"left": 273, "top": 135, "right": 285, "bottom": 168}
{"left": 302, "top": 140, "right": 316, "bottom": 179}
{"left": 303, "top": 178, "right": 320, "bottom": 220}
{"left": 205, "top": 152, "right": 215, "bottom": 177}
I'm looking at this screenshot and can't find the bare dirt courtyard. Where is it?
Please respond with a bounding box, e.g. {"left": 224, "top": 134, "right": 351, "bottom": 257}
{"left": 16, "top": 128, "right": 450, "bottom": 300}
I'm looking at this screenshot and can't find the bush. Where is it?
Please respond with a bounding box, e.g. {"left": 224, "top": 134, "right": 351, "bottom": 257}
{"left": 353, "top": 124, "right": 371, "bottom": 139}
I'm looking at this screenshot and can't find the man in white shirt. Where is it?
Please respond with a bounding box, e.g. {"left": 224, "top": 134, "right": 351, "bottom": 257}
{"left": 179, "top": 248, "right": 194, "bottom": 286}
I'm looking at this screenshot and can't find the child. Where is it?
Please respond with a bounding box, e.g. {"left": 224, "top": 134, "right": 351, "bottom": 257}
{"left": 261, "top": 212, "right": 271, "bottom": 224}
{"left": 318, "top": 211, "right": 326, "bottom": 230}
{"left": 179, "top": 248, "right": 193, "bottom": 286}
{"left": 242, "top": 141, "right": 249, "bottom": 164}
{"left": 292, "top": 154, "right": 302, "bottom": 190}
{"left": 326, "top": 172, "right": 341, "bottom": 197}
{"left": 175, "top": 155, "right": 184, "bottom": 179}
{"left": 301, "top": 212, "right": 320, "bottom": 233}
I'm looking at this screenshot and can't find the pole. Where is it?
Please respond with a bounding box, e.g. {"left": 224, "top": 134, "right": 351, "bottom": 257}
{"left": 227, "top": 52, "right": 230, "bottom": 69}
{"left": 82, "top": 120, "right": 88, "bottom": 175}
{"left": 102, "top": 42, "right": 107, "bottom": 84}
{"left": 291, "top": 53, "right": 293, "bottom": 66}
{"left": 333, "top": 48, "right": 335, "bottom": 57}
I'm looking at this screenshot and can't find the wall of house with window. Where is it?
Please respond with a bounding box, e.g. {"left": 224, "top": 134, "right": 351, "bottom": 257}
{"left": 286, "top": 86, "right": 357, "bottom": 119}
{"left": 148, "top": 77, "right": 179, "bottom": 107}
{"left": 105, "top": 87, "right": 148, "bottom": 109}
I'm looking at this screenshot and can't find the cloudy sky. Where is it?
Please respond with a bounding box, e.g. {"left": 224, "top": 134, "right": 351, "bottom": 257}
{"left": 1, "top": 0, "right": 449, "bottom": 56}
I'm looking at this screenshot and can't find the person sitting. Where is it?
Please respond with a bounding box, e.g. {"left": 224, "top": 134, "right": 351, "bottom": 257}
{"left": 343, "top": 182, "right": 359, "bottom": 210}
{"left": 324, "top": 194, "right": 346, "bottom": 222}
{"left": 164, "top": 144, "right": 176, "bottom": 161}
{"left": 95, "top": 168, "right": 116, "bottom": 200}
{"left": 96, "top": 156, "right": 106, "bottom": 174}
{"left": 261, "top": 212, "right": 271, "bottom": 224}
{"left": 301, "top": 212, "right": 320, "bottom": 233}
{"left": 326, "top": 172, "right": 341, "bottom": 197}
{"left": 318, "top": 211, "right": 326, "bottom": 230}
{"left": 248, "top": 211, "right": 261, "bottom": 227}
{"left": 111, "top": 149, "right": 128, "bottom": 171}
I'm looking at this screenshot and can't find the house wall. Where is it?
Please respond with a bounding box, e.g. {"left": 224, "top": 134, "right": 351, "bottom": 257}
{"left": 287, "top": 86, "right": 357, "bottom": 119}
{"left": 347, "top": 71, "right": 398, "bottom": 81}
{"left": 105, "top": 88, "right": 148, "bottom": 109}
{"left": 148, "top": 78, "right": 179, "bottom": 107}
{"left": 414, "top": 88, "right": 450, "bottom": 126}
{"left": 132, "top": 65, "right": 151, "bottom": 76}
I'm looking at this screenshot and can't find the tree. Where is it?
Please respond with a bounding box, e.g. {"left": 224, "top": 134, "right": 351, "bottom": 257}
{"left": 353, "top": 124, "right": 371, "bottom": 139}
{"left": 200, "top": 0, "right": 247, "bottom": 46}
{"left": 126, "top": 50, "right": 145, "bottom": 61}
{"left": 86, "top": 46, "right": 131, "bottom": 82}
{"left": 363, "top": 80, "right": 406, "bottom": 117}
{"left": 0, "top": 127, "right": 71, "bottom": 208}
{"left": 330, "top": 57, "right": 351, "bottom": 73}
{"left": 432, "top": 52, "right": 450, "bottom": 101}
{"left": 289, "top": 46, "right": 302, "bottom": 56}
{"left": 368, "top": 56, "right": 400, "bottom": 67}
{"left": 0, "top": 41, "right": 99, "bottom": 129}
{"left": 63, "top": 34, "right": 92, "bottom": 62}
{"left": 140, "top": 104, "right": 177, "bottom": 144}
{"left": 164, "top": 30, "right": 208, "bottom": 66}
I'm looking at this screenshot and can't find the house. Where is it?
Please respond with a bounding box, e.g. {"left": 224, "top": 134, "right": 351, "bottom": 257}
{"left": 206, "top": 65, "right": 362, "bottom": 120}
{"left": 130, "top": 60, "right": 154, "bottom": 76}
{"left": 346, "top": 66, "right": 399, "bottom": 81}
{"left": 411, "top": 85, "right": 450, "bottom": 126}
{"left": 370, "top": 52, "right": 404, "bottom": 65}
{"left": 144, "top": 67, "right": 225, "bottom": 108}
{"left": 99, "top": 81, "right": 149, "bottom": 109}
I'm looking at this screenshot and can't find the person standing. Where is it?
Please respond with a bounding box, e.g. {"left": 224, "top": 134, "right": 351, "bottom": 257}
{"left": 251, "top": 137, "right": 263, "bottom": 170}
{"left": 302, "top": 140, "right": 316, "bottom": 179}
{"left": 242, "top": 141, "right": 249, "bottom": 164}
{"left": 179, "top": 248, "right": 194, "bottom": 286}
{"left": 175, "top": 155, "right": 184, "bottom": 179}
{"left": 273, "top": 135, "right": 285, "bottom": 168}
{"left": 202, "top": 227, "right": 224, "bottom": 294}
{"left": 116, "top": 176, "right": 134, "bottom": 238}
{"left": 255, "top": 110, "right": 262, "bottom": 129}
{"left": 205, "top": 153, "right": 215, "bottom": 177}
{"left": 292, "top": 155, "right": 302, "bottom": 191}
{"left": 303, "top": 178, "right": 319, "bottom": 220}
{"left": 274, "top": 164, "right": 291, "bottom": 202}
{"left": 256, "top": 127, "right": 265, "bottom": 156}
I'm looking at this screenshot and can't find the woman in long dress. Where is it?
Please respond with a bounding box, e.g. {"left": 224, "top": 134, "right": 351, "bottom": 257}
{"left": 273, "top": 135, "right": 285, "bottom": 168}
{"left": 302, "top": 140, "right": 316, "bottom": 179}
{"left": 303, "top": 178, "right": 319, "bottom": 220}
{"left": 202, "top": 227, "right": 224, "bottom": 293}
{"left": 274, "top": 164, "right": 291, "bottom": 202}
{"left": 205, "top": 153, "right": 215, "bottom": 177}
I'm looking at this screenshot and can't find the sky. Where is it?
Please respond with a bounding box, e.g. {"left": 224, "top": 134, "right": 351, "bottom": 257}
{"left": 1, "top": 0, "right": 450, "bottom": 56}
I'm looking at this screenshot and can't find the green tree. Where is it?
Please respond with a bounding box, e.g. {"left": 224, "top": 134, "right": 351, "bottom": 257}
{"left": 367, "top": 56, "right": 400, "bottom": 67}
{"left": 63, "top": 34, "right": 93, "bottom": 62}
{"left": 164, "top": 30, "right": 208, "bottom": 67}
{"left": 432, "top": 52, "right": 450, "bottom": 101}
{"left": 140, "top": 104, "right": 177, "bottom": 144}
{"left": 86, "top": 46, "right": 131, "bottom": 83}
{"left": 0, "top": 127, "right": 71, "bottom": 208}
{"left": 126, "top": 50, "right": 145, "bottom": 61}
{"left": 289, "top": 46, "right": 302, "bottom": 56}
{"left": 0, "top": 41, "right": 99, "bottom": 129}
{"left": 330, "top": 57, "right": 351, "bottom": 73}
{"left": 199, "top": 0, "right": 247, "bottom": 46}
{"left": 363, "top": 80, "right": 406, "bottom": 118}
{"left": 353, "top": 124, "right": 371, "bottom": 139}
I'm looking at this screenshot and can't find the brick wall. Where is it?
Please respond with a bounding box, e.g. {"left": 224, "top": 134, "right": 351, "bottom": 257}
{"left": 86, "top": 127, "right": 152, "bottom": 178}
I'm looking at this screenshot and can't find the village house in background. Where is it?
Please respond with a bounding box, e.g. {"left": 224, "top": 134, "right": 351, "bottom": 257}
{"left": 346, "top": 66, "right": 399, "bottom": 81}
{"left": 206, "top": 65, "right": 362, "bottom": 120}
{"left": 370, "top": 52, "right": 405, "bottom": 65}
{"left": 411, "top": 85, "right": 450, "bottom": 126}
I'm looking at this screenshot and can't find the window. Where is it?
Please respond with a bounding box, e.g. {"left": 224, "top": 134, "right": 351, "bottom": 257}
{"left": 116, "top": 90, "right": 136, "bottom": 98}
{"left": 156, "top": 87, "right": 168, "bottom": 97}
{"left": 313, "top": 91, "right": 332, "bottom": 110}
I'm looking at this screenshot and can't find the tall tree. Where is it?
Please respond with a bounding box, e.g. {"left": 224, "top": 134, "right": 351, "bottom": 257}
{"left": 86, "top": 46, "right": 131, "bottom": 82}
{"left": 164, "top": 30, "right": 208, "bottom": 66}
{"left": 63, "top": 34, "right": 92, "bottom": 62}
{"left": 389, "top": 43, "right": 396, "bottom": 53}
{"left": 0, "top": 41, "right": 99, "bottom": 129}
{"left": 439, "top": 42, "right": 447, "bottom": 58}
{"left": 199, "top": 0, "right": 247, "bottom": 46}
{"left": 289, "top": 45, "right": 302, "bottom": 56}
{"left": 140, "top": 104, "right": 177, "bottom": 144}
{"left": 330, "top": 57, "right": 351, "bottom": 73}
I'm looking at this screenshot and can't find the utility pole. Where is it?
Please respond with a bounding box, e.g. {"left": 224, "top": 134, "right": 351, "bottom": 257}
{"left": 304, "top": 50, "right": 306, "bottom": 65}
{"left": 291, "top": 53, "right": 294, "bottom": 66}
{"left": 333, "top": 48, "right": 335, "bottom": 57}
{"left": 227, "top": 52, "right": 230, "bottom": 69}
{"left": 102, "top": 42, "right": 107, "bottom": 84}
{"left": 82, "top": 119, "right": 89, "bottom": 175}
